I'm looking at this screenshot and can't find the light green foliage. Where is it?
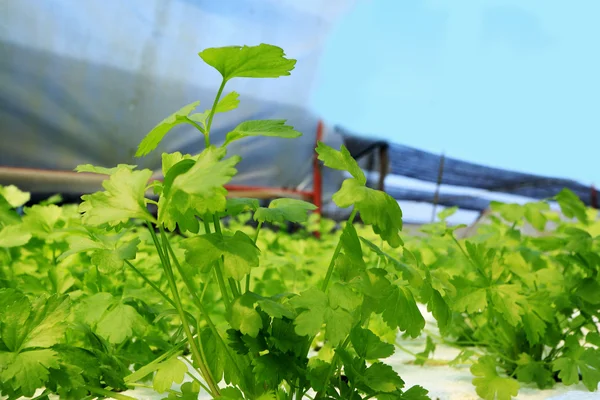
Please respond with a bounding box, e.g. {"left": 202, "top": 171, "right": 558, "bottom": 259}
{"left": 224, "top": 119, "right": 302, "bottom": 146}
{"left": 75, "top": 163, "right": 137, "bottom": 175}
{"left": 0, "top": 290, "right": 70, "bottom": 396}
{"left": 290, "top": 287, "right": 354, "bottom": 345}
{"left": 316, "top": 142, "right": 366, "bottom": 185}
{"left": 136, "top": 101, "right": 200, "bottom": 157}
{"left": 182, "top": 231, "right": 259, "bottom": 280}
{"left": 471, "top": 356, "right": 520, "bottom": 400}
{"left": 199, "top": 44, "right": 296, "bottom": 81}
{"left": 153, "top": 356, "right": 187, "bottom": 393}
{"left": 79, "top": 165, "right": 155, "bottom": 228}
{"left": 254, "top": 198, "right": 317, "bottom": 224}
{"left": 333, "top": 178, "right": 403, "bottom": 247}
{"left": 60, "top": 231, "right": 140, "bottom": 272}
{"left": 158, "top": 146, "right": 240, "bottom": 232}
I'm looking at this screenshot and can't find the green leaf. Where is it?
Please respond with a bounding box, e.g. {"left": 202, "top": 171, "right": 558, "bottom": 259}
{"left": 96, "top": 303, "right": 144, "bottom": 344}
{"left": 79, "top": 166, "right": 155, "bottom": 228}
{"left": 587, "top": 332, "right": 600, "bottom": 348}
{"left": 75, "top": 163, "right": 137, "bottom": 175}
{"left": 437, "top": 206, "right": 458, "bottom": 221}
{"left": 363, "top": 362, "right": 405, "bottom": 392}
{"left": 316, "top": 142, "right": 366, "bottom": 185}
{"left": 524, "top": 202, "right": 549, "bottom": 231}
{"left": 398, "top": 386, "right": 430, "bottom": 400}
{"left": 0, "top": 224, "right": 31, "bottom": 247}
{"left": 153, "top": 356, "right": 187, "bottom": 393}
{"left": 555, "top": 188, "right": 588, "bottom": 224}
{"left": 334, "top": 179, "right": 403, "bottom": 247}
{"left": 490, "top": 202, "right": 524, "bottom": 224}
{"left": 414, "top": 336, "right": 436, "bottom": 366}
{"left": 0, "top": 290, "right": 70, "bottom": 352}
{"left": 0, "top": 185, "right": 30, "bottom": 208}
{"left": 230, "top": 293, "right": 263, "bottom": 337}
{"left": 515, "top": 354, "right": 554, "bottom": 389}
{"left": 61, "top": 233, "right": 140, "bottom": 273}
{"left": 427, "top": 290, "right": 450, "bottom": 333}
{"left": 199, "top": 44, "right": 296, "bottom": 81}
{"left": 323, "top": 307, "right": 353, "bottom": 345}
{"left": 256, "top": 298, "right": 295, "bottom": 320}
{"left": 200, "top": 328, "right": 224, "bottom": 383}
{"left": 136, "top": 101, "right": 200, "bottom": 157}
{"left": 471, "top": 356, "right": 520, "bottom": 400}
{"left": 182, "top": 231, "right": 259, "bottom": 280}
{"left": 224, "top": 198, "right": 260, "bottom": 216}
{"left": 290, "top": 288, "right": 328, "bottom": 337}
{"left": 0, "top": 349, "right": 60, "bottom": 397}
{"left": 307, "top": 359, "right": 331, "bottom": 391}
{"left": 75, "top": 292, "right": 114, "bottom": 326}
{"left": 553, "top": 345, "right": 600, "bottom": 391}
{"left": 220, "top": 387, "right": 244, "bottom": 399}
{"left": 328, "top": 282, "right": 362, "bottom": 311}
{"left": 224, "top": 119, "right": 302, "bottom": 146}
{"left": 576, "top": 278, "right": 600, "bottom": 305}
{"left": 216, "top": 91, "right": 240, "bottom": 112}
{"left": 289, "top": 287, "right": 353, "bottom": 345}
{"left": 454, "top": 288, "right": 488, "bottom": 314}
{"left": 489, "top": 284, "right": 526, "bottom": 326}
{"left": 159, "top": 147, "right": 240, "bottom": 231}
{"left": 361, "top": 239, "right": 425, "bottom": 286}
{"left": 188, "top": 92, "right": 240, "bottom": 129}
{"left": 382, "top": 286, "right": 425, "bottom": 338}
{"left": 22, "top": 204, "right": 62, "bottom": 236}
{"left": 350, "top": 326, "right": 395, "bottom": 360}
{"left": 254, "top": 198, "right": 317, "bottom": 225}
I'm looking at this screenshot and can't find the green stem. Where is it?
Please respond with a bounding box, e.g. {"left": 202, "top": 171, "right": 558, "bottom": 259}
{"left": 211, "top": 214, "right": 234, "bottom": 309}
{"left": 148, "top": 224, "right": 219, "bottom": 397}
{"left": 246, "top": 222, "right": 263, "bottom": 293}
{"left": 124, "top": 260, "right": 176, "bottom": 308}
{"left": 125, "top": 341, "right": 186, "bottom": 384}
{"left": 83, "top": 385, "right": 137, "bottom": 400}
{"left": 162, "top": 232, "right": 245, "bottom": 385}
{"left": 321, "top": 209, "right": 357, "bottom": 292}
{"left": 314, "top": 337, "right": 351, "bottom": 399}
{"left": 183, "top": 361, "right": 214, "bottom": 395}
{"left": 205, "top": 79, "right": 227, "bottom": 139}
{"left": 205, "top": 217, "right": 232, "bottom": 312}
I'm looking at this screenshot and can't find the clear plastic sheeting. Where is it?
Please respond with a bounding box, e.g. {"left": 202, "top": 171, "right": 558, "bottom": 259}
{"left": 0, "top": 0, "right": 354, "bottom": 179}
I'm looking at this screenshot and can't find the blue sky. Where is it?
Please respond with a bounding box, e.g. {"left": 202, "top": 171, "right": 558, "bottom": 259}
{"left": 311, "top": 0, "right": 600, "bottom": 187}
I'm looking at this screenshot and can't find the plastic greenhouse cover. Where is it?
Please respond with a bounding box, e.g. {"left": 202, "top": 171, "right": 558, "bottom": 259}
{"left": 0, "top": 0, "right": 355, "bottom": 203}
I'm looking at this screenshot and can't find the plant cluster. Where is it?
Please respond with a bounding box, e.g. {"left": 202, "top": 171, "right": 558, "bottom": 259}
{"left": 398, "top": 194, "right": 600, "bottom": 399}
{"left": 0, "top": 44, "right": 431, "bottom": 400}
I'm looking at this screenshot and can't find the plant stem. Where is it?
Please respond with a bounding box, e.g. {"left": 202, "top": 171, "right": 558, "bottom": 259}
{"left": 124, "top": 259, "right": 176, "bottom": 308}
{"left": 205, "top": 79, "right": 227, "bottom": 139}
{"left": 246, "top": 222, "right": 263, "bottom": 293}
{"left": 162, "top": 232, "right": 245, "bottom": 386}
{"left": 314, "top": 337, "right": 351, "bottom": 399}
{"left": 83, "top": 386, "right": 137, "bottom": 400}
{"left": 206, "top": 217, "right": 232, "bottom": 312}
{"left": 321, "top": 209, "right": 357, "bottom": 292}
{"left": 148, "top": 224, "right": 219, "bottom": 397}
